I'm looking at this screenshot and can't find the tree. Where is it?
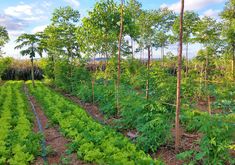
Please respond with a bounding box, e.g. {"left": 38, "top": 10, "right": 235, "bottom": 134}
{"left": 125, "top": 0, "right": 142, "bottom": 59}
{"left": 154, "top": 8, "right": 176, "bottom": 66}
{"left": 15, "top": 33, "right": 43, "bottom": 86}
{"left": 79, "top": 0, "right": 137, "bottom": 113}
{"left": 80, "top": 0, "right": 136, "bottom": 59}
{"left": 172, "top": 11, "right": 200, "bottom": 75}
{"left": 175, "top": 0, "right": 184, "bottom": 152}
{"left": 137, "top": 10, "right": 159, "bottom": 100}
{"left": 220, "top": 0, "right": 235, "bottom": 80}
{"left": 195, "top": 17, "right": 222, "bottom": 114}
{"left": 41, "top": 6, "right": 80, "bottom": 92}
{"left": 51, "top": 6, "right": 80, "bottom": 60}
{"left": 0, "top": 26, "right": 9, "bottom": 56}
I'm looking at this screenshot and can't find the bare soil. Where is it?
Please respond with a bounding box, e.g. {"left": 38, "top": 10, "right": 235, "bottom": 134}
{"left": 64, "top": 93, "right": 106, "bottom": 123}
{"left": 27, "top": 90, "right": 91, "bottom": 165}
{"left": 195, "top": 96, "right": 225, "bottom": 115}
{"left": 154, "top": 128, "right": 201, "bottom": 165}
{"left": 0, "top": 80, "right": 5, "bottom": 86}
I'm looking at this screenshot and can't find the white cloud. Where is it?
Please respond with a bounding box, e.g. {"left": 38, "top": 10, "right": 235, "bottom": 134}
{"left": 162, "top": 0, "right": 225, "bottom": 12}
{"left": 8, "top": 30, "right": 25, "bottom": 37}
{"left": 2, "top": 39, "right": 21, "bottom": 58}
{"left": 0, "top": 14, "right": 28, "bottom": 31}
{"left": 3, "top": 4, "right": 47, "bottom": 22}
{"left": 42, "top": 1, "right": 52, "bottom": 8}
{"left": 64, "top": 0, "right": 80, "bottom": 7}
{"left": 160, "top": 3, "right": 168, "bottom": 9}
{"left": 32, "top": 25, "right": 47, "bottom": 33}
{"left": 203, "top": 9, "right": 221, "bottom": 19}
{"left": 4, "top": 5, "right": 33, "bottom": 17}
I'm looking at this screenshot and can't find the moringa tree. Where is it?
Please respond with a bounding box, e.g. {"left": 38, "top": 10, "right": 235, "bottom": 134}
{"left": 125, "top": 0, "right": 142, "bottom": 59}
{"left": 137, "top": 10, "right": 160, "bottom": 100}
{"left": 194, "top": 16, "right": 222, "bottom": 114}
{"left": 15, "top": 33, "right": 43, "bottom": 86}
{"left": 154, "top": 7, "right": 176, "bottom": 66}
{"left": 220, "top": 0, "right": 235, "bottom": 80}
{"left": 0, "top": 26, "right": 9, "bottom": 56}
{"left": 50, "top": 6, "right": 80, "bottom": 60}
{"left": 172, "top": 11, "right": 200, "bottom": 76}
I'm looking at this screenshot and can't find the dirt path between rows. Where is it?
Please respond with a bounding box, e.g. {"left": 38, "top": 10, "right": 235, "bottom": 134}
{"left": 25, "top": 86, "right": 91, "bottom": 165}
{"left": 51, "top": 87, "right": 108, "bottom": 125}
{"left": 0, "top": 80, "right": 5, "bottom": 86}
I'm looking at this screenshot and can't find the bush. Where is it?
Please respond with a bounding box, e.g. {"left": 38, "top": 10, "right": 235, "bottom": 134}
{"left": 177, "top": 115, "right": 235, "bottom": 165}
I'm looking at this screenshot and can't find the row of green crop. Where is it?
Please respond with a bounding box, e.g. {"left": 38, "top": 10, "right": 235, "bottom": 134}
{"left": 180, "top": 110, "right": 235, "bottom": 164}
{"left": 0, "top": 81, "right": 40, "bottom": 164}
{"left": 27, "top": 81, "right": 163, "bottom": 165}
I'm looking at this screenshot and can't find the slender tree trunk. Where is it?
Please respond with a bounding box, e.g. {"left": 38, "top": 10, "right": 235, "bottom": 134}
{"left": 69, "top": 51, "right": 74, "bottom": 93}
{"left": 92, "top": 55, "right": 96, "bottom": 104}
{"left": 232, "top": 43, "right": 235, "bottom": 81}
{"left": 208, "top": 95, "right": 211, "bottom": 114}
{"left": 116, "top": 0, "right": 124, "bottom": 115}
{"left": 52, "top": 54, "right": 55, "bottom": 80}
{"left": 186, "top": 42, "right": 189, "bottom": 77}
{"left": 175, "top": 0, "right": 184, "bottom": 152}
{"left": 146, "top": 46, "right": 151, "bottom": 100}
{"left": 151, "top": 46, "right": 153, "bottom": 57}
{"left": 31, "top": 58, "right": 35, "bottom": 87}
{"left": 131, "top": 39, "right": 134, "bottom": 60}
{"left": 104, "top": 52, "right": 107, "bottom": 85}
{"left": 161, "top": 46, "right": 164, "bottom": 66}
{"left": 205, "top": 54, "right": 211, "bottom": 115}
{"left": 140, "top": 49, "right": 143, "bottom": 61}
{"left": 199, "top": 66, "right": 204, "bottom": 99}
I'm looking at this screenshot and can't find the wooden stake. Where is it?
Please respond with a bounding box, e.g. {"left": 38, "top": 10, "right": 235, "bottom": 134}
{"left": 146, "top": 46, "right": 150, "bottom": 100}
{"left": 31, "top": 58, "right": 35, "bottom": 87}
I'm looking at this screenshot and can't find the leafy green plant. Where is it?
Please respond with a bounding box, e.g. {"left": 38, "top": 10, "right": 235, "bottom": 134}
{"left": 213, "top": 99, "right": 235, "bottom": 114}
{"left": 0, "top": 81, "right": 40, "bottom": 164}
{"left": 181, "top": 110, "right": 206, "bottom": 132}
{"left": 178, "top": 115, "right": 235, "bottom": 165}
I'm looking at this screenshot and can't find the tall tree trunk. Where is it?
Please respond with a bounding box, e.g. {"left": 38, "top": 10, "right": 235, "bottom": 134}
{"left": 232, "top": 43, "right": 235, "bottom": 81}
{"left": 161, "top": 46, "right": 164, "bottom": 66}
{"left": 175, "top": 0, "right": 184, "bottom": 152}
{"left": 199, "top": 66, "right": 204, "bottom": 99}
{"left": 116, "top": 0, "right": 124, "bottom": 115}
{"left": 186, "top": 42, "right": 189, "bottom": 77}
{"left": 146, "top": 46, "right": 151, "bottom": 100}
{"left": 131, "top": 39, "right": 134, "bottom": 60}
{"left": 205, "top": 54, "right": 211, "bottom": 115}
{"left": 92, "top": 55, "right": 96, "bottom": 104}
{"left": 69, "top": 51, "right": 73, "bottom": 93}
{"left": 52, "top": 54, "right": 55, "bottom": 80}
{"left": 151, "top": 46, "right": 153, "bottom": 60}
{"left": 31, "top": 58, "right": 35, "bottom": 87}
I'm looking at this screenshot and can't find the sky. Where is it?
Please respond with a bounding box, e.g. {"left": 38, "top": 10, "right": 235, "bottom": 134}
{"left": 0, "top": 0, "right": 227, "bottom": 59}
